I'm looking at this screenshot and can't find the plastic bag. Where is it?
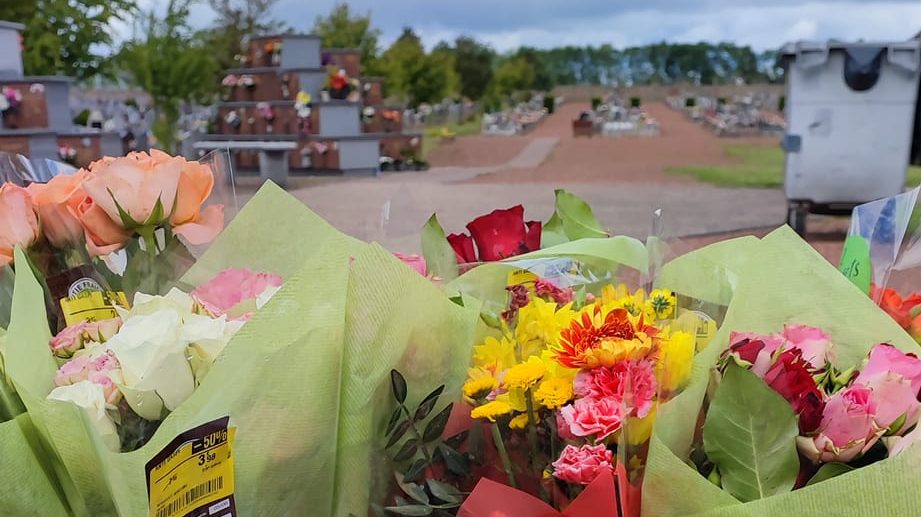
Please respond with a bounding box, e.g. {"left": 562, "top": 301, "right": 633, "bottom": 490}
{"left": 643, "top": 226, "right": 921, "bottom": 517}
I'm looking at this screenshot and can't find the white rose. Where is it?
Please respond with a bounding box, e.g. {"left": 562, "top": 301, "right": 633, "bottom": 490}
{"left": 106, "top": 309, "right": 194, "bottom": 420}
{"left": 48, "top": 381, "right": 120, "bottom": 451}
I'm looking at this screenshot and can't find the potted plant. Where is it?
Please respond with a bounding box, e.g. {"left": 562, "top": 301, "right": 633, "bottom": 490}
{"left": 57, "top": 144, "right": 78, "bottom": 167}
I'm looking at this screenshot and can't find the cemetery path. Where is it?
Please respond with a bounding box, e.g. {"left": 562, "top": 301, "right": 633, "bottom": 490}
{"left": 469, "top": 101, "right": 773, "bottom": 184}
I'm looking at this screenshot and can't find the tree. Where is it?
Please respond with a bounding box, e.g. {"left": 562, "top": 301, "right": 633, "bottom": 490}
{"left": 2, "top": 0, "right": 136, "bottom": 80}
{"left": 453, "top": 36, "right": 495, "bottom": 100}
{"left": 313, "top": 3, "right": 381, "bottom": 74}
{"left": 204, "top": 0, "right": 286, "bottom": 72}
{"left": 115, "top": 0, "right": 217, "bottom": 153}
{"left": 431, "top": 42, "right": 460, "bottom": 99}
{"left": 492, "top": 56, "right": 536, "bottom": 97}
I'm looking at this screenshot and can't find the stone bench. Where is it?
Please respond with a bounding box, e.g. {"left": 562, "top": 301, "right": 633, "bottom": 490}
{"left": 194, "top": 140, "right": 296, "bottom": 188}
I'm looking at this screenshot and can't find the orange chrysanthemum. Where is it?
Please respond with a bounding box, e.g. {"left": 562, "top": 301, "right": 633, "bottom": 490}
{"left": 555, "top": 306, "right": 659, "bottom": 369}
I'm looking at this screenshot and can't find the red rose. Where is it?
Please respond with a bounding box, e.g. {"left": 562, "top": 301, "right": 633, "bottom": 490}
{"left": 446, "top": 205, "right": 541, "bottom": 263}
{"left": 763, "top": 349, "right": 825, "bottom": 433}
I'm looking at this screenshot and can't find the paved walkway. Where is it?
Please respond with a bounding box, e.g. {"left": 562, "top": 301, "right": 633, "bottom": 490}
{"left": 235, "top": 101, "right": 788, "bottom": 254}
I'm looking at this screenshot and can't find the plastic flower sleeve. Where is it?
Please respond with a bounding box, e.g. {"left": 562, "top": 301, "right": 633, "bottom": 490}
{"left": 643, "top": 226, "right": 920, "bottom": 517}
{"left": 840, "top": 187, "right": 920, "bottom": 298}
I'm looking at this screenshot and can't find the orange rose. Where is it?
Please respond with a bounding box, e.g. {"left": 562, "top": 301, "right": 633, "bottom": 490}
{"left": 163, "top": 151, "right": 224, "bottom": 245}
{"left": 71, "top": 193, "right": 130, "bottom": 257}
{"left": 82, "top": 150, "right": 181, "bottom": 227}
{"left": 27, "top": 171, "right": 88, "bottom": 247}
{"left": 0, "top": 183, "right": 40, "bottom": 265}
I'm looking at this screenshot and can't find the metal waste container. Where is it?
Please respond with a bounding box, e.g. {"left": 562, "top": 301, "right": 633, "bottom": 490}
{"left": 779, "top": 40, "right": 921, "bottom": 234}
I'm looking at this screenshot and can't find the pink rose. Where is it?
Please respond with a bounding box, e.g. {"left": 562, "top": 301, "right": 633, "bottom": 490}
{"left": 728, "top": 331, "right": 784, "bottom": 377}
{"left": 781, "top": 324, "right": 835, "bottom": 370}
{"left": 862, "top": 373, "right": 920, "bottom": 434}
{"left": 854, "top": 344, "right": 921, "bottom": 395}
{"left": 49, "top": 318, "right": 122, "bottom": 358}
{"left": 393, "top": 253, "right": 427, "bottom": 276}
{"left": 559, "top": 396, "right": 624, "bottom": 440}
{"left": 191, "top": 268, "right": 283, "bottom": 318}
{"left": 55, "top": 351, "right": 122, "bottom": 405}
{"left": 573, "top": 360, "right": 657, "bottom": 418}
{"left": 50, "top": 321, "right": 90, "bottom": 358}
{"left": 797, "top": 385, "right": 881, "bottom": 463}
{"left": 552, "top": 444, "right": 614, "bottom": 485}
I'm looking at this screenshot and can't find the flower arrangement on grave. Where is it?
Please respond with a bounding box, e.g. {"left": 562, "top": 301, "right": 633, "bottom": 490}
{"left": 0, "top": 86, "right": 22, "bottom": 113}
{"left": 57, "top": 144, "right": 78, "bottom": 166}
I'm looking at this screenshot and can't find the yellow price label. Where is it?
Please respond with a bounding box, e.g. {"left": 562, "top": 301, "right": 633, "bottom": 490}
{"left": 506, "top": 269, "right": 539, "bottom": 291}
{"left": 60, "top": 291, "right": 129, "bottom": 327}
{"left": 146, "top": 417, "right": 236, "bottom": 517}
{"left": 674, "top": 310, "right": 718, "bottom": 351}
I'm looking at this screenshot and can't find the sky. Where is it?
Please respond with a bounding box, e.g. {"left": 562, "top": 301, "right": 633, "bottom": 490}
{"left": 155, "top": 0, "right": 921, "bottom": 52}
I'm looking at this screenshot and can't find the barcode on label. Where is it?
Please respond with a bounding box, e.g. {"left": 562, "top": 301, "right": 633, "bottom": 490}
{"left": 156, "top": 477, "right": 224, "bottom": 517}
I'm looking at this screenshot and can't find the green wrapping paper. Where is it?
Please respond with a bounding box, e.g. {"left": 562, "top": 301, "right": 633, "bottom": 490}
{"left": 5, "top": 183, "right": 361, "bottom": 515}
{"left": 643, "top": 226, "right": 921, "bottom": 517}
{"left": 331, "top": 244, "right": 482, "bottom": 515}
{"left": 0, "top": 414, "right": 70, "bottom": 516}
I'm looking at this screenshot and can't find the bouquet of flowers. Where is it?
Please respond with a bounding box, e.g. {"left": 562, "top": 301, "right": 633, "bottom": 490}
{"left": 57, "top": 144, "right": 78, "bottom": 166}
{"left": 643, "top": 227, "right": 921, "bottom": 516}
{"left": 0, "top": 86, "right": 22, "bottom": 113}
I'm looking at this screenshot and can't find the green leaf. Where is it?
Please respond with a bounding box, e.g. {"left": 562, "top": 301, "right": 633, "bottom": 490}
{"left": 554, "top": 189, "right": 608, "bottom": 241}
{"left": 394, "top": 439, "right": 419, "bottom": 462}
{"left": 386, "top": 420, "right": 412, "bottom": 449}
{"left": 443, "top": 430, "right": 468, "bottom": 450}
{"left": 437, "top": 443, "right": 469, "bottom": 476}
{"left": 423, "top": 403, "right": 453, "bottom": 442}
{"left": 395, "top": 472, "right": 429, "bottom": 504}
{"left": 403, "top": 459, "right": 428, "bottom": 483}
{"left": 541, "top": 211, "right": 568, "bottom": 248}
{"left": 143, "top": 196, "right": 166, "bottom": 226}
{"left": 391, "top": 369, "right": 408, "bottom": 404}
{"left": 386, "top": 407, "right": 403, "bottom": 436}
{"left": 426, "top": 479, "right": 462, "bottom": 504}
{"left": 384, "top": 505, "right": 432, "bottom": 516}
{"left": 414, "top": 385, "right": 445, "bottom": 421}
{"left": 108, "top": 188, "right": 140, "bottom": 229}
{"left": 703, "top": 363, "right": 799, "bottom": 502}
{"left": 421, "top": 214, "right": 459, "bottom": 281}
{"left": 805, "top": 463, "right": 854, "bottom": 487}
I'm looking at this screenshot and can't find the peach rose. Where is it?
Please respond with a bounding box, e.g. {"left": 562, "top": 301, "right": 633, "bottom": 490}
{"left": 27, "top": 171, "right": 87, "bottom": 247}
{"left": 72, "top": 192, "right": 130, "bottom": 257}
{"left": 82, "top": 150, "right": 223, "bottom": 246}
{"left": 0, "top": 183, "right": 40, "bottom": 265}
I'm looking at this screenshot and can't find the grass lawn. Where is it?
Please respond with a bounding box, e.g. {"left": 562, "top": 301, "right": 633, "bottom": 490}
{"left": 421, "top": 115, "right": 482, "bottom": 159}
{"left": 668, "top": 144, "right": 921, "bottom": 188}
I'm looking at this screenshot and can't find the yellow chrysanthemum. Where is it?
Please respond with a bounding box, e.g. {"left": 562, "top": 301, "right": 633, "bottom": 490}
{"left": 470, "top": 400, "right": 512, "bottom": 422}
{"left": 624, "top": 407, "right": 657, "bottom": 445}
{"left": 646, "top": 289, "right": 676, "bottom": 320}
{"left": 463, "top": 374, "right": 498, "bottom": 400}
{"left": 508, "top": 413, "right": 530, "bottom": 430}
{"left": 601, "top": 284, "right": 647, "bottom": 318}
{"left": 656, "top": 330, "right": 695, "bottom": 394}
{"left": 534, "top": 377, "right": 574, "bottom": 409}
{"left": 473, "top": 335, "right": 517, "bottom": 371}
{"left": 502, "top": 356, "right": 547, "bottom": 391}
{"left": 515, "top": 298, "right": 574, "bottom": 355}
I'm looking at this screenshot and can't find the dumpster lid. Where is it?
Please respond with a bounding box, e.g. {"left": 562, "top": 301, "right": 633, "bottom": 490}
{"left": 777, "top": 40, "right": 921, "bottom": 73}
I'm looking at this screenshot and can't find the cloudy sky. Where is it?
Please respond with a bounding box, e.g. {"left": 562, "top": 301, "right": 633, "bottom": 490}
{"left": 220, "top": 0, "right": 921, "bottom": 52}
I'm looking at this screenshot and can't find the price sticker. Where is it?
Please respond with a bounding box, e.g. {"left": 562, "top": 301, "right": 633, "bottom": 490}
{"left": 60, "top": 290, "right": 129, "bottom": 327}
{"left": 146, "top": 417, "right": 236, "bottom": 517}
{"left": 838, "top": 235, "right": 871, "bottom": 295}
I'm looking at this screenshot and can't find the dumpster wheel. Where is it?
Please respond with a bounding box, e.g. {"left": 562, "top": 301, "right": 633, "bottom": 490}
{"left": 786, "top": 202, "right": 809, "bottom": 236}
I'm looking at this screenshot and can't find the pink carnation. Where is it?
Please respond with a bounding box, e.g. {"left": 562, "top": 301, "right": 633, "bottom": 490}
{"left": 552, "top": 444, "right": 614, "bottom": 485}
{"left": 573, "top": 360, "right": 657, "bottom": 418}
{"left": 559, "top": 397, "right": 624, "bottom": 440}
{"left": 192, "top": 268, "right": 283, "bottom": 318}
